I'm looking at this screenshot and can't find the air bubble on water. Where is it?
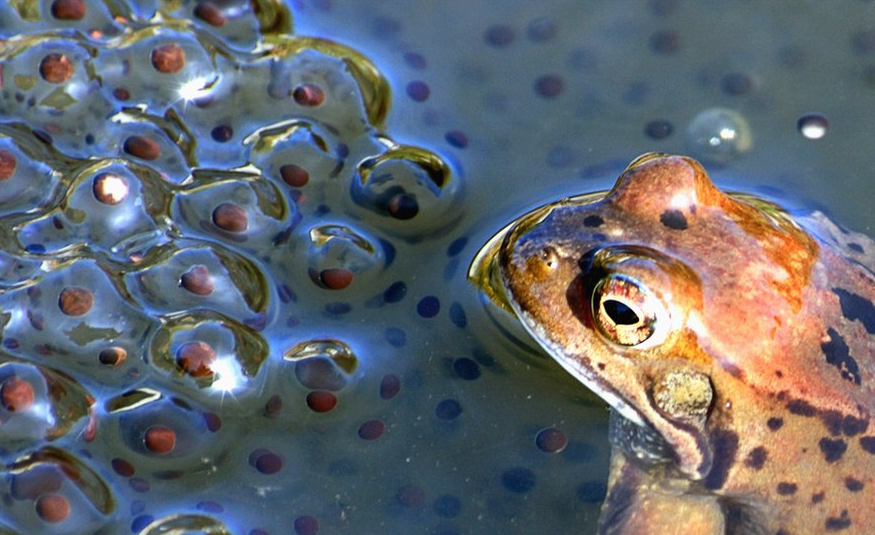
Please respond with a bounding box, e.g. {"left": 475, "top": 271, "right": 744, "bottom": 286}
{"left": 797, "top": 113, "right": 828, "bottom": 140}
{"left": 685, "top": 107, "right": 753, "bottom": 163}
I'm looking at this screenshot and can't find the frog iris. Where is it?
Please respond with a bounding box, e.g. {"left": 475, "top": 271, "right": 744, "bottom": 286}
{"left": 590, "top": 274, "right": 666, "bottom": 347}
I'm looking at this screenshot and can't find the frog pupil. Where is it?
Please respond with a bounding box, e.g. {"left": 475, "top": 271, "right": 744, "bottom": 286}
{"left": 603, "top": 299, "right": 640, "bottom": 325}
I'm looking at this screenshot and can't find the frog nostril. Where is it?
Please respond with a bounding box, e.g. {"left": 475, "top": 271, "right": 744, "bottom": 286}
{"left": 539, "top": 246, "right": 559, "bottom": 269}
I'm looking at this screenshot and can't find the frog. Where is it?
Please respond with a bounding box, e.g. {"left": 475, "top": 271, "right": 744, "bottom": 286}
{"left": 469, "top": 153, "right": 875, "bottom": 534}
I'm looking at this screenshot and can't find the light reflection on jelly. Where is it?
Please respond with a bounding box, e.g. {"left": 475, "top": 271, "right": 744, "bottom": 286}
{"left": 0, "top": 1, "right": 617, "bottom": 534}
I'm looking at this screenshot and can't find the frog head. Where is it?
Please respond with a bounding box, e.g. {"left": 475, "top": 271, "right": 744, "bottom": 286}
{"left": 471, "top": 153, "right": 820, "bottom": 482}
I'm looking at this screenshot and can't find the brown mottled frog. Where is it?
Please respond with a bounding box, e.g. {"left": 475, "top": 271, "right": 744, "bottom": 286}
{"left": 470, "top": 153, "right": 875, "bottom": 534}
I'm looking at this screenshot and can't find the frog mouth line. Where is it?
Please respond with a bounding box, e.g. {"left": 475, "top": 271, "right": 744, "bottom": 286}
{"left": 467, "top": 223, "right": 650, "bottom": 429}
{"left": 514, "top": 306, "right": 649, "bottom": 429}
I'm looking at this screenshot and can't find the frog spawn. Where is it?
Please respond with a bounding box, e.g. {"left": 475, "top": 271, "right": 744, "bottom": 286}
{"left": 0, "top": 1, "right": 462, "bottom": 533}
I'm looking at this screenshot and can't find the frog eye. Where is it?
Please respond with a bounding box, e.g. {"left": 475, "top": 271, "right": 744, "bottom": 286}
{"left": 591, "top": 274, "right": 667, "bottom": 347}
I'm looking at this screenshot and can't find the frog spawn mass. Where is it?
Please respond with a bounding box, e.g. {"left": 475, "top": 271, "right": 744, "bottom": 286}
{"left": 0, "top": 1, "right": 461, "bottom": 533}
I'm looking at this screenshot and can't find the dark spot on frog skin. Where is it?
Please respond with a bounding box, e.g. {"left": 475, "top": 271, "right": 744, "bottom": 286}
{"left": 823, "top": 411, "right": 844, "bottom": 435}
{"left": 722, "top": 361, "right": 743, "bottom": 378}
{"left": 703, "top": 428, "right": 738, "bottom": 490}
{"left": 583, "top": 215, "right": 604, "bottom": 227}
{"left": 659, "top": 209, "right": 688, "bottom": 230}
{"left": 787, "top": 399, "right": 816, "bottom": 417}
{"left": 745, "top": 446, "right": 767, "bottom": 470}
{"left": 776, "top": 482, "right": 798, "bottom": 495}
{"left": 825, "top": 510, "right": 852, "bottom": 531}
{"left": 844, "top": 476, "right": 864, "bottom": 492}
{"left": 833, "top": 288, "right": 875, "bottom": 334}
{"left": 848, "top": 242, "right": 864, "bottom": 253}
{"left": 821, "top": 328, "right": 861, "bottom": 385}
{"left": 812, "top": 491, "right": 825, "bottom": 504}
{"left": 859, "top": 435, "right": 875, "bottom": 454}
{"left": 767, "top": 417, "right": 784, "bottom": 431}
{"left": 842, "top": 415, "right": 868, "bottom": 436}
{"left": 783, "top": 404, "right": 864, "bottom": 437}
{"left": 819, "top": 437, "right": 848, "bottom": 463}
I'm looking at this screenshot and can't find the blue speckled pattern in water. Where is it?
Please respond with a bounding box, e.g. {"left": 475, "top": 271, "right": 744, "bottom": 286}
{"left": 0, "top": 1, "right": 873, "bottom": 534}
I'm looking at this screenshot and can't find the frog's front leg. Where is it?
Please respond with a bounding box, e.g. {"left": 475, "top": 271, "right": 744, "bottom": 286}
{"left": 599, "top": 449, "right": 725, "bottom": 535}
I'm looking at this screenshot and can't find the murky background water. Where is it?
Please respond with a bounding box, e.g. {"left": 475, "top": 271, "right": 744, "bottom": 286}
{"left": 0, "top": 1, "right": 873, "bottom": 534}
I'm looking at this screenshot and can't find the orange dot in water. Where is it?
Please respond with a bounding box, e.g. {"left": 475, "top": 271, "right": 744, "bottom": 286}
{"left": 1, "top": 377, "right": 34, "bottom": 412}
{"left": 180, "top": 265, "right": 215, "bottom": 296}
{"left": 92, "top": 173, "right": 129, "bottom": 205}
{"left": 123, "top": 135, "right": 161, "bottom": 160}
{"left": 203, "top": 412, "right": 222, "bottom": 432}
{"left": 212, "top": 203, "right": 248, "bottom": 232}
{"left": 358, "top": 419, "right": 385, "bottom": 440}
{"left": 249, "top": 449, "right": 283, "bottom": 474}
{"left": 39, "top": 53, "right": 73, "bottom": 84}
{"left": 50, "top": 0, "right": 86, "bottom": 20}
{"left": 306, "top": 391, "right": 337, "bottom": 413}
{"left": 535, "top": 427, "right": 568, "bottom": 454}
{"left": 387, "top": 193, "right": 418, "bottom": 219}
{"left": 319, "top": 268, "right": 353, "bottom": 290}
{"left": 98, "top": 347, "right": 127, "bottom": 367}
{"left": 294, "top": 515, "right": 319, "bottom": 535}
{"left": 35, "top": 494, "right": 70, "bottom": 523}
{"left": 111, "top": 458, "right": 135, "bottom": 477}
{"left": 0, "top": 149, "right": 17, "bottom": 180}
{"left": 58, "top": 286, "right": 93, "bottom": 316}
{"left": 144, "top": 425, "right": 176, "bottom": 454}
{"left": 151, "top": 43, "right": 186, "bottom": 74}
{"left": 293, "top": 83, "right": 325, "bottom": 106}
{"left": 379, "top": 374, "right": 401, "bottom": 400}
{"left": 280, "top": 163, "right": 309, "bottom": 187}
{"left": 176, "top": 341, "right": 216, "bottom": 378}
{"left": 194, "top": 2, "right": 227, "bottom": 27}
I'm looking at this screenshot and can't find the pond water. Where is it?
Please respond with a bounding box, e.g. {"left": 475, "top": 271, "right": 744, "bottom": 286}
{"left": 0, "top": 1, "right": 872, "bottom": 534}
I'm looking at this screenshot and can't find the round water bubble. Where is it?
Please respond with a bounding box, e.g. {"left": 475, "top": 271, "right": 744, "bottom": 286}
{"left": 685, "top": 107, "right": 753, "bottom": 164}
{"left": 797, "top": 113, "right": 829, "bottom": 140}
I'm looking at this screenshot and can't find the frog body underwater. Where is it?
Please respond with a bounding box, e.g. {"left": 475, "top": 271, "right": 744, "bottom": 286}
{"left": 471, "top": 153, "right": 875, "bottom": 534}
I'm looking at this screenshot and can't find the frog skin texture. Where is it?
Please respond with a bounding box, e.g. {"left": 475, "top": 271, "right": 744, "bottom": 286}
{"left": 489, "top": 153, "right": 875, "bottom": 534}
